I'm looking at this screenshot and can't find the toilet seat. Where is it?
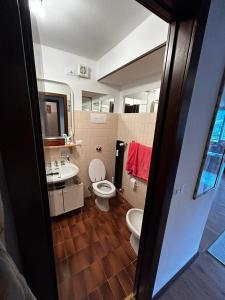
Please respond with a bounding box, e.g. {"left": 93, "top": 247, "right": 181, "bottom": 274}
{"left": 89, "top": 159, "right": 116, "bottom": 211}
{"left": 89, "top": 159, "right": 106, "bottom": 182}
{"left": 92, "top": 180, "right": 116, "bottom": 197}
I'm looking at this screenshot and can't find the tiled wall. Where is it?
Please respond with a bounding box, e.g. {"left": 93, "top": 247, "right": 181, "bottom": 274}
{"left": 73, "top": 111, "right": 118, "bottom": 196}
{"left": 117, "top": 113, "right": 157, "bottom": 209}
{"left": 44, "top": 111, "right": 156, "bottom": 207}
{"left": 44, "top": 111, "right": 118, "bottom": 197}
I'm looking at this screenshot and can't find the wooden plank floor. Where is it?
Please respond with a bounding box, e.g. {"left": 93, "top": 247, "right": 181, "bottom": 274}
{"left": 51, "top": 195, "right": 137, "bottom": 300}
{"left": 158, "top": 177, "right": 225, "bottom": 300}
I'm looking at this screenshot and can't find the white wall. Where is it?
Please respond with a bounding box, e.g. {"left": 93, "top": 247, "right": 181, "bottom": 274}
{"left": 33, "top": 44, "right": 163, "bottom": 113}
{"left": 33, "top": 44, "right": 120, "bottom": 110}
{"left": 96, "top": 15, "right": 168, "bottom": 80}
{"left": 153, "top": 0, "right": 225, "bottom": 295}
{"left": 32, "top": 14, "right": 167, "bottom": 112}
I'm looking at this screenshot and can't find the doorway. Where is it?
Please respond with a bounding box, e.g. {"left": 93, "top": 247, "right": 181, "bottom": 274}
{"left": 30, "top": 1, "right": 167, "bottom": 298}
{"left": 0, "top": 0, "right": 212, "bottom": 299}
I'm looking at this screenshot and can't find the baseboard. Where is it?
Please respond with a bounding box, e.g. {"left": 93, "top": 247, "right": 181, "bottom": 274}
{"left": 153, "top": 252, "right": 199, "bottom": 299}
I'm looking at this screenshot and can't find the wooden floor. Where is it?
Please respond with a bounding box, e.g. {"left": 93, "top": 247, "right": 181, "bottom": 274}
{"left": 51, "top": 195, "right": 137, "bottom": 300}
{"left": 158, "top": 177, "right": 225, "bottom": 300}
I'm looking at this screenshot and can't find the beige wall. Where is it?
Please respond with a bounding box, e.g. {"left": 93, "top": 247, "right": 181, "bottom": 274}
{"left": 44, "top": 111, "right": 118, "bottom": 197}
{"left": 73, "top": 111, "right": 118, "bottom": 196}
{"left": 44, "top": 111, "right": 156, "bottom": 207}
{"left": 117, "top": 113, "right": 156, "bottom": 209}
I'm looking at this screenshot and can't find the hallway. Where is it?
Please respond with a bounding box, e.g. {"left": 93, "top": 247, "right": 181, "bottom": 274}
{"left": 158, "top": 176, "right": 225, "bottom": 299}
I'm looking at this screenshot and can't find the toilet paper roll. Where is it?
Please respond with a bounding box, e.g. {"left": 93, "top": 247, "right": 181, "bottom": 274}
{"left": 130, "top": 178, "right": 137, "bottom": 189}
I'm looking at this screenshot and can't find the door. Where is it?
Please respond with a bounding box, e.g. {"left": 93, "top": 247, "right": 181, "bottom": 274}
{"left": 0, "top": 0, "right": 211, "bottom": 299}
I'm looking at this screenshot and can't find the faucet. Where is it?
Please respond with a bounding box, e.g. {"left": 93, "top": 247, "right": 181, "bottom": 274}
{"left": 66, "top": 153, "right": 70, "bottom": 162}
{"left": 47, "top": 161, "right": 52, "bottom": 168}
{"left": 60, "top": 149, "right": 70, "bottom": 162}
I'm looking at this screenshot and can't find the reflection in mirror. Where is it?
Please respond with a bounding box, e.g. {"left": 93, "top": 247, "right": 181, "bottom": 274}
{"left": 124, "top": 88, "right": 160, "bottom": 113}
{"left": 37, "top": 79, "right": 73, "bottom": 138}
{"left": 194, "top": 73, "right": 225, "bottom": 198}
{"left": 39, "top": 92, "right": 68, "bottom": 136}
{"left": 82, "top": 91, "right": 114, "bottom": 112}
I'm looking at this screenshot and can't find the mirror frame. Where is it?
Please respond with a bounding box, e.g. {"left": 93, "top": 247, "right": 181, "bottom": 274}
{"left": 39, "top": 91, "right": 68, "bottom": 136}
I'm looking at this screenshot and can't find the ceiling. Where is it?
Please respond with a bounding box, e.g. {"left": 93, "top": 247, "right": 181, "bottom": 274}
{"left": 31, "top": 0, "right": 151, "bottom": 60}
{"left": 99, "top": 45, "right": 166, "bottom": 88}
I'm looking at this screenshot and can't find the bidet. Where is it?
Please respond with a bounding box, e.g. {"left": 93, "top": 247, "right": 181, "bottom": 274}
{"left": 126, "top": 208, "right": 144, "bottom": 254}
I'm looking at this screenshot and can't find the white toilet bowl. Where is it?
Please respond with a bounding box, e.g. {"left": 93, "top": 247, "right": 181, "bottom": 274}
{"left": 126, "top": 208, "right": 144, "bottom": 255}
{"left": 89, "top": 159, "right": 116, "bottom": 212}
{"left": 92, "top": 180, "right": 116, "bottom": 211}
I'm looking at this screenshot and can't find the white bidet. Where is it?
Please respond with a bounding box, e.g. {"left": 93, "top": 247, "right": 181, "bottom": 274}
{"left": 126, "top": 208, "right": 144, "bottom": 255}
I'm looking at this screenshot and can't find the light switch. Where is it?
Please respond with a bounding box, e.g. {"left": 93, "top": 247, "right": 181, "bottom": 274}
{"left": 174, "top": 184, "right": 186, "bottom": 196}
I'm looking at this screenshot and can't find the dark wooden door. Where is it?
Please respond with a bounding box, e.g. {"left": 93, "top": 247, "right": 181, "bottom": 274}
{"left": 0, "top": 0, "right": 58, "bottom": 299}
{"left": 135, "top": 0, "right": 211, "bottom": 299}
{"left": 0, "top": 0, "right": 211, "bottom": 299}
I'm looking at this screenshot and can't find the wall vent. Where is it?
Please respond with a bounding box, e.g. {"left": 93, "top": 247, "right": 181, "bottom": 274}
{"left": 78, "top": 64, "right": 89, "bottom": 78}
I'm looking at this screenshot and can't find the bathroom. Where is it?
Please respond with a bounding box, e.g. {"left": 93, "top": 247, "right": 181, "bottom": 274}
{"left": 30, "top": 0, "right": 168, "bottom": 298}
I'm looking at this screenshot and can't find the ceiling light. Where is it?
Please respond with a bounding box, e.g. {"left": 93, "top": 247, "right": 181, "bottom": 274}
{"left": 29, "top": 0, "right": 46, "bottom": 18}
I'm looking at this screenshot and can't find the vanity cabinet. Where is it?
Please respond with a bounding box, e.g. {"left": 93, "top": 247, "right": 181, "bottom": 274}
{"left": 48, "top": 189, "right": 64, "bottom": 216}
{"left": 48, "top": 182, "right": 84, "bottom": 217}
{"left": 63, "top": 184, "right": 84, "bottom": 212}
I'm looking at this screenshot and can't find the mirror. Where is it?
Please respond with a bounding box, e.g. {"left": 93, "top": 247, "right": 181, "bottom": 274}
{"left": 124, "top": 88, "right": 160, "bottom": 113}
{"left": 82, "top": 91, "right": 114, "bottom": 112}
{"left": 37, "top": 79, "right": 73, "bottom": 138}
{"left": 39, "top": 92, "right": 68, "bottom": 136}
{"left": 194, "top": 72, "right": 225, "bottom": 199}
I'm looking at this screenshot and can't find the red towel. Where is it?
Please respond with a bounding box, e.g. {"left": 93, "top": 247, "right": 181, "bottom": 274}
{"left": 126, "top": 142, "right": 152, "bottom": 181}
{"left": 126, "top": 142, "right": 139, "bottom": 175}
{"left": 134, "top": 144, "right": 152, "bottom": 181}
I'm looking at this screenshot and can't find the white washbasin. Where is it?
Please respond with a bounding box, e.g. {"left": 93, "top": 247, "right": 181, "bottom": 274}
{"left": 46, "top": 163, "right": 79, "bottom": 184}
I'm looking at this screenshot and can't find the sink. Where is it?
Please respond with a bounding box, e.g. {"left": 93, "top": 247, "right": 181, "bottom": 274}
{"left": 46, "top": 162, "right": 79, "bottom": 184}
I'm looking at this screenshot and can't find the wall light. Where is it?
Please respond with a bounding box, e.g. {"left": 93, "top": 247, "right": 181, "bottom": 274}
{"left": 29, "top": 0, "right": 46, "bottom": 18}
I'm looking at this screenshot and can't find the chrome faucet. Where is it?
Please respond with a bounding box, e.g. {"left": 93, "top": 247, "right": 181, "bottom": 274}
{"left": 60, "top": 149, "right": 70, "bottom": 162}
{"left": 66, "top": 153, "right": 70, "bottom": 162}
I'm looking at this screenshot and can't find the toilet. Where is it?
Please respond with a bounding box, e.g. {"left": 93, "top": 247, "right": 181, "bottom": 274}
{"left": 126, "top": 208, "right": 144, "bottom": 255}
{"left": 89, "top": 159, "right": 116, "bottom": 211}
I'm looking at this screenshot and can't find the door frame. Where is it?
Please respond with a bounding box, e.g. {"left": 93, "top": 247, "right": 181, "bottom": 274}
{"left": 0, "top": 0, "right": 211, "bottom": 299}
{"left": 135, "top": 1, "right": 211, "bottom": 298}
{"left": 0, "top": 0, "right": 58, "bottom": 299}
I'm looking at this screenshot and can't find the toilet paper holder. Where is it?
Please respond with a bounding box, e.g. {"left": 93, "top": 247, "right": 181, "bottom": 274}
{"left": 130, "top": 177, "right": 137, "bottom": 189}
{"left": 119, "top": 142, "right": 127, "bottom": 147}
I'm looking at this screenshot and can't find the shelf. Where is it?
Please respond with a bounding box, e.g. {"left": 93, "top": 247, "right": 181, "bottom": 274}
{"left": 44, "top": 143, "right": 76, "bottom": 149}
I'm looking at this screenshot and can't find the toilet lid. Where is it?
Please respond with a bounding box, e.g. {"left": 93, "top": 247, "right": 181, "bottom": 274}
{"left": 89, "top": 159, "right": 106, "bottom": 182}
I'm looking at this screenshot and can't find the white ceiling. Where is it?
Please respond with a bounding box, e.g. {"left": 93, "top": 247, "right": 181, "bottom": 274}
{"left": 32, "top": 0, "right": 151, "bottom": 60}
{"left": 99, "top": 45, "right": 166, "bottom": 88}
